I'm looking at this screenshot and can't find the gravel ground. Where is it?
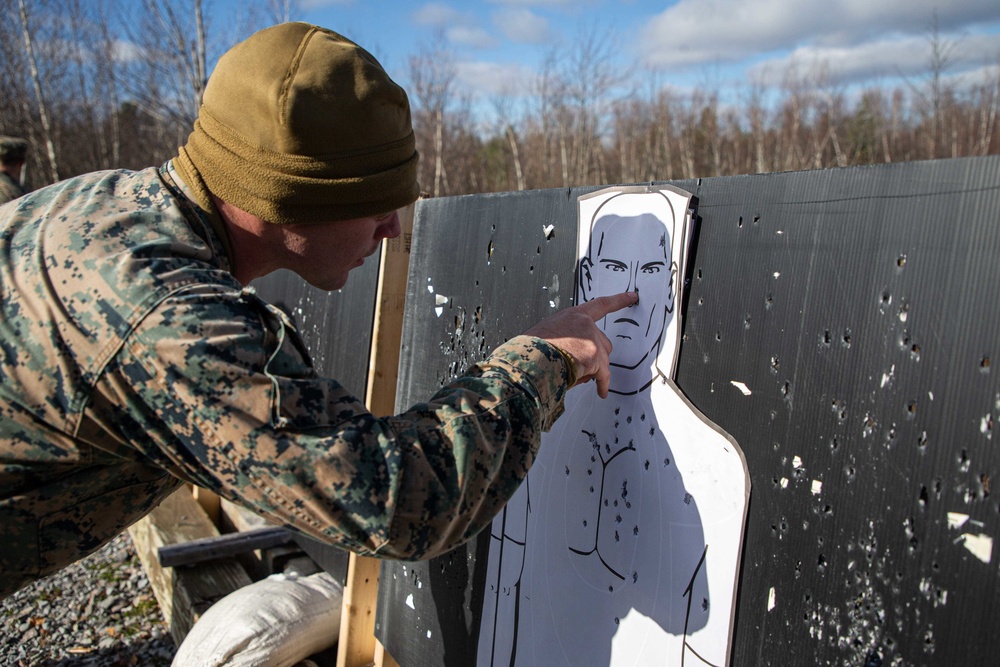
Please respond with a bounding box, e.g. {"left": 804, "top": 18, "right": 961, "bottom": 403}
{"left": 0, "top": 532, "right": 176, "bottom": 666}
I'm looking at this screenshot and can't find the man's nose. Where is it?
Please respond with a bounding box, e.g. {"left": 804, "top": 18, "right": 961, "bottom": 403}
{"left": 379, "top": 211, "right": 401, "bottom": 239}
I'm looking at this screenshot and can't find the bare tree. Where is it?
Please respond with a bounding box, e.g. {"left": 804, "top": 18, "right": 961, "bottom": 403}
{"left": 408, "top": 36, "right": 457, "bottom": 197}
{"left": 17, "top": 0, "right": 60, "bottom": 181}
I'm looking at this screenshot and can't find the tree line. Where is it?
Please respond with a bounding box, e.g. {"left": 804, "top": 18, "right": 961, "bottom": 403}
{"left": 2, "top": 0, "right": 997, "bottom": 196}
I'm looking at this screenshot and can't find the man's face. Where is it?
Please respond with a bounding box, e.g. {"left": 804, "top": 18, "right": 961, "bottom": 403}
{"left": 581, "top": 213, "right": 674, "bottom": 369}
{"left": 282, "top": 210, "right": 401, "bottom": 291}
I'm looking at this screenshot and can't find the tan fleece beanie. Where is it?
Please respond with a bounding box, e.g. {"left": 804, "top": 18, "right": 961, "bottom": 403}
{"left": 175, "top": 22, "right": 418, "bottom": 224}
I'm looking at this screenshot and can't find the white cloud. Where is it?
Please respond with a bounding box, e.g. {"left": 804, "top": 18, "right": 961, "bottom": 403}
{"left": 455, "top": 61, "right": 533, "bottom": 96}
{"left": 638, "top": 0, "right": 1000, "bottom": 68}
{"left": 447, "top": 26, "right": 500, "bottom": 49}
{"left": 492, "top": 8, "right": 551, "bottom": 43}
{"left": 749, "top": 31, "right": 1000, "bottom": 88}
{"left": 412, "top": 2, "right": 464, "bottom": 27}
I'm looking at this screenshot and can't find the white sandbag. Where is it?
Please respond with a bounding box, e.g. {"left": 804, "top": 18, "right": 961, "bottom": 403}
{"left": 172, "top": 571, "right": 343, "bottom": 667}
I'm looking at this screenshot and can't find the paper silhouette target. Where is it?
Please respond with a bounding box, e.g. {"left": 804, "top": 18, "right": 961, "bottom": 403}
{"left": 478, "top": 186, "right": 750, "bottom": 667}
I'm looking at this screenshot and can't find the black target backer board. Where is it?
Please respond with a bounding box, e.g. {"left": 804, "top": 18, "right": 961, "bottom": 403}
{"left": 251, "top": 262, "right": 379, "bottom": 577}
{"left": 377, "top": 157, "right": 1000, "bottom": 666}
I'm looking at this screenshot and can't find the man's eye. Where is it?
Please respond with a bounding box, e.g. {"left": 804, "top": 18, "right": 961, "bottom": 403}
{"left": 641, "top": 266, "right": 661, "bottom": 274}
{"left": 606, "top": 264, "right": 626, "bottom": 272}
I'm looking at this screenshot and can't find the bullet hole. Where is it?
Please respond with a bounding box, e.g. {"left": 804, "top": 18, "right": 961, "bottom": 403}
{"left": 608, "top": 585, "right": 614, "bottom": 593}
{"left": 715, "top": 331, "right": 722, "bottom": 342}
{"left": 782, "top": 382, "right": 791, "bottom": 398}
{"left": 487, "top": 239, "right": 494, "bottom": 260}
{"left": 698, "top": 297, "right": 705, "bottom": 306}
{"left": 644, "top": 460, "right": 650, "bottom": 470}
{"left": 474, "top": 305, "right": 483, "bottom": 323}
{"left": 754, "top": 214, "right": 761, "bottom": 224}
{"left": 832, "top": 399, "right": 847, "bottom": 422}
{"left": 817, "top": 554, "right": 827, "bottom": 572}
{"left": 918, "top": 431, "right": 928, "bottom": 450}
{"left": 697, "top": 268, "right": 703, "bottom": 281}
{"left": 771, "top": 355, "right": 780, "bottom": 373}
{"left": 980, "top": 473, "right": 991, "bottom": 498}
{"left": 865, "top": 651, "right": 883, "bottom": 667}
{"left": 910, "top": 343, "right": 921, "bottom": 361}
{"left": 529, "top": 266, "right": 534, "bottom": 273}
{"left": 880, "top": 291, "right": 892, "bottom": 308}
{"left": 765, "top": 293, "right": 774, "bottom": 309}
{"left": 842, "top": 330, "right": 853, "bottom": 348}
{"left": 502, "top": 265, "right": 507, "bottom": 273}
{"left": 981, "top": 356, "right": 991, "bottom": 373}
{"left": 907, "top": 400, "right": 917, "bottom": 417}
{"left": 536, "top": 245, "right": 542, "bottom": 254}
{"left": 565, "top": 465, "right": 570, "bottom": 476}
{"left": 863, "top": 414, "right": 876, "bottom": 438}
{"left": 845, "top": 465, "right": 857, "bottom": 481}
{"left": 957, "top": 449, "right": 970, "bottom": 472}
{"left": 614, "top": 617, "right": 620, "bottom": 624}
{"left": 738, "top": 216, "right": 744, "bottom": 228}
{"left": 830, "top": 437, "right": 839, "bottom": 452}
{"left": 918, "top": 486, "right": 929, "bottom": 507}
{"left": 896, "top": 254, "right": 907, "bottom": 268}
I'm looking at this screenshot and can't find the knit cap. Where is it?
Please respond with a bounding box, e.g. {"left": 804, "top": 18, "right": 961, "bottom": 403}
{"left": 175, "top": 22, "right": 418, "bottom": 224}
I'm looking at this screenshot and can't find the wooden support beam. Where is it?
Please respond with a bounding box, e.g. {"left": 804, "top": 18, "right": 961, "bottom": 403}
{"left": 337, "top": 551, "right": 382, "bottom": 667}
{"left": 191, "top": 485, "right": 221, "bottom": 527}
{"left": 128, "top": 487, "right": 252, "bottom": 644}
{"left": 337, "top": 203, "right": 414, "bottom": 667}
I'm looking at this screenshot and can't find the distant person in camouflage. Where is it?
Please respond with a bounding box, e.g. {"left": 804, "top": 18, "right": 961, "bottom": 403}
{"left": 0, "top": 136, "right": 28, "bottom": 205}
{"left": 0, "top": 23, "right": 635, "bottom": 598}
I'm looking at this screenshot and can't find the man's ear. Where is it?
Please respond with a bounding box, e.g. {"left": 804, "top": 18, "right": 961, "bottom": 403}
{"left": 579, "top": 257, "right": 595, "bottom": 302}
{"left": 666, "top": 261, "right": 678, "bottom": 313}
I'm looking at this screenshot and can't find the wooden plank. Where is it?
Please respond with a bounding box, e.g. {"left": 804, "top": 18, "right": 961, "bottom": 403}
{"left": 191, "top": 485, "right": 221, "bottom": 527}
{"left": 129, "top": 487, "right": 252, "bottom": 644}
{"left": 337, "top": 203, "right": 415, "bottom": 667}
{"left": 337, "top": 551, "right": 382, "bottom": 667}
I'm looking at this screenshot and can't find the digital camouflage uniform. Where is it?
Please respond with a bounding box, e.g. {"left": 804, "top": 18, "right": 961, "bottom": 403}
{"left": 0, "top": 162, "right": 568, "bottom": 598}
{"left": 0, "top": 171, "right": 25, "bottom": 206}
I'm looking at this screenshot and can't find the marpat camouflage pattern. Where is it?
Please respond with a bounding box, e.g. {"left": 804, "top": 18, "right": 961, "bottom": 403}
{"left": 0, "top": 162, "right": 568, "bottom": 598}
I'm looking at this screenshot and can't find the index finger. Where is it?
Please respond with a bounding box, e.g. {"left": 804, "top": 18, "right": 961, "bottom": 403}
{"left": 577, "top": 291, "right": 638, "bottom": 321}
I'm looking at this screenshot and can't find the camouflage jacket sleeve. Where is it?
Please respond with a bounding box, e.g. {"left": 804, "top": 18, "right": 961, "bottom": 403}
{"left": 103, "top": 285, "right": 569, "bottom": 560}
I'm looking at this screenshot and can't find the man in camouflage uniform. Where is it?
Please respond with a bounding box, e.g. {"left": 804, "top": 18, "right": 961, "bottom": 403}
{"left": 0, "top": 136, "right": 28, "bottom": 205}
{"left": 0, "top": 23, "right": 634, "bottom": 598}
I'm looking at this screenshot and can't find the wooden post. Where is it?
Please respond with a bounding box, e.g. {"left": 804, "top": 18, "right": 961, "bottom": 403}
{"left": 337, "top": 204, "right": 414, "bottom": 667}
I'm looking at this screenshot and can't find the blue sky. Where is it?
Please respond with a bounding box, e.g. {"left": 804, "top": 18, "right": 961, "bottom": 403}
{"left": 216, "top": 0, "right": 1000, "bottom": 117}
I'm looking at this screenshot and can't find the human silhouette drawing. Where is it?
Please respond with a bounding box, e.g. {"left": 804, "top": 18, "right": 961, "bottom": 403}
{"left": 477, "top": 187, "right": 749, "bottom": 667}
